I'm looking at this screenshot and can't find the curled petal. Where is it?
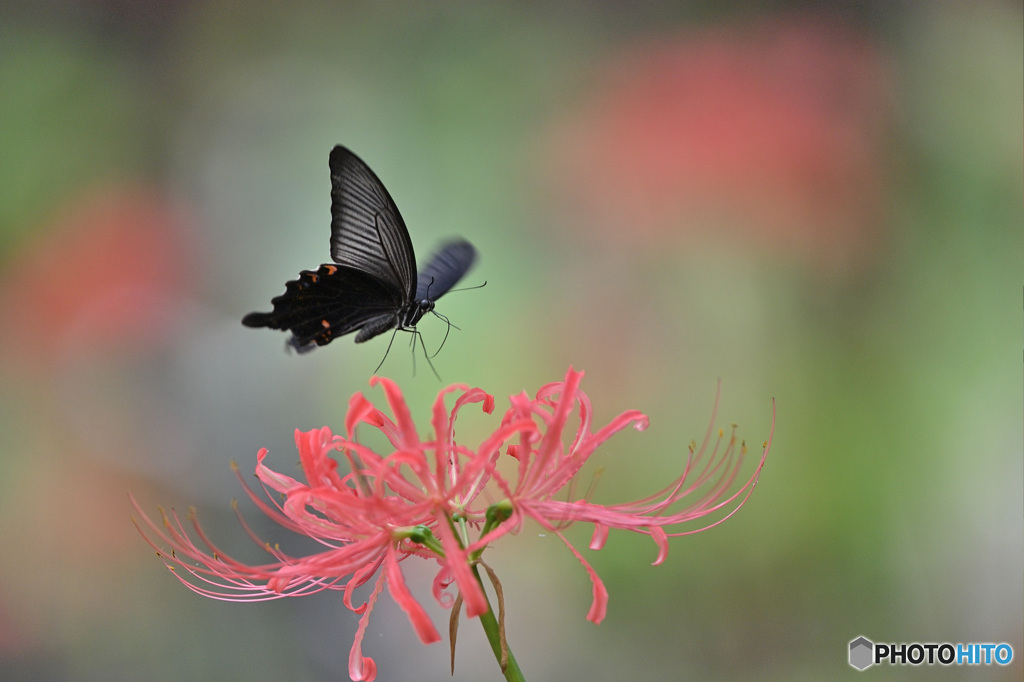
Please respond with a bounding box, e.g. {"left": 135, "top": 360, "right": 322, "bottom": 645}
{"left": 349, "top": 657, "right": 376, "bottom": 682}
{"left": 385, "top": 550, "right": 440, "bottom": 644}
{"left": 567, "top": 374, "right": 593, "bottom": 454}
{"left": 349, "top": 570, "right": 386, "bottom": 682}
{"left": 571, "top": 409, "right": 649, "bottom": 463}
{"left": 453, "top": 387, "right": 495, "bottom": 420}
{"left": 369, "top": 376, "right": 420, "bottom": 449}
{"left": 443, "top": 387, "right": 495, "bottom": 485}
{"left": 254, "top": 447, "right": 303, "bottom": 494}
{"left": 294, "top": 427, "right": 347, "bottom": 489}
{"left": 649, "top": 527, "right": 669, "bottom": 566}
{"left": 458, "top": 418, "right": 537, "bottom": 501}
{"left": 430, "top": 383, "right": 470, "bottom": 484}
{"left": 433, "top": 520, "right": 487, "bottom": 617}
{"left": 531, "top": 369, "right": 583, "bottom": 474}
{"left": 345, "top": 555, "right": 385, "bottom": 614}
{"left": 589, "top": 523, "right": 609, "bottom": 551}
{"left": 346, "top": 392, "right": 381, "bottom": 437}
{"left": 431, "top": 565, "right": 456, "bottom": 608}
{"left": 554, "top": 528, "right": 608, "bottom": 625}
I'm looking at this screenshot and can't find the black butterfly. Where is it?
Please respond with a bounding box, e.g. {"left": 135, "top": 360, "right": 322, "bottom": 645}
{"left": 242, "top": 146, "right": 477, "bottom": 369}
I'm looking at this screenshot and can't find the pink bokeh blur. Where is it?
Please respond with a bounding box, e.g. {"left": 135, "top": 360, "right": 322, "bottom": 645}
{"left": 544, "top": 15, "right": 892, "bottom": 273}
{"left": 0, "top": 187, "right": 195, "bottom": 370}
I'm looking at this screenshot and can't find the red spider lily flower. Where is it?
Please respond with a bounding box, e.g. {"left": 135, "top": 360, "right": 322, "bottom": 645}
{"left": 460, "top": 369, "right": 772, "bottom": 625}
{"left": 132, "top": 368, "right": 772, "bottom": 681}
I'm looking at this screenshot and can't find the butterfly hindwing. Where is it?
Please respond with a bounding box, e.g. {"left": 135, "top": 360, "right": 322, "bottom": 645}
{"left": 242, "top": 264, "right": 404, "bottom": 348}
{"left": 414, "top": 239, "right": 477, "bottom": 301}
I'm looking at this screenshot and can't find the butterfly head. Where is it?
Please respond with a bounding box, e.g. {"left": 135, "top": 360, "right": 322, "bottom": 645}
{"left": 398, "top": 299, "right": 435, "bottom": 330}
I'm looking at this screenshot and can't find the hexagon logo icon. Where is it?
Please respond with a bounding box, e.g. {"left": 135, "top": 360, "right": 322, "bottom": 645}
{"left": 849, "top": 636, "right": 874, "bottom": 670}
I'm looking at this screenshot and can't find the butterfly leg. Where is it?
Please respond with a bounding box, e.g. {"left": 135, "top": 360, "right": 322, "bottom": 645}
{"left": 415, "top": 329, "right": 442, "bottom": 381}
{"left": 374, "top": 327, "right": 402, "bottom": 374}
{"left": 402, "top": 327, "right": 441, "bottom": 380}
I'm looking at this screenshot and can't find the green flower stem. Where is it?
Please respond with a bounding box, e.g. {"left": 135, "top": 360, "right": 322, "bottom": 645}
{"left": 471, "top": 563, "right": 525, "bottom": 682}
{"left": 412, "top": 509, "right": 524, "bottom": 679}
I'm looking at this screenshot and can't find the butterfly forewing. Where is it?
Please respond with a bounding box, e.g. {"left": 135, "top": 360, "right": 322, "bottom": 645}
{"left": 328, "top": 146, "right": 416, "bottom": 298}
{"left": 415, "top": 239, "right": 478, "bottom": 301}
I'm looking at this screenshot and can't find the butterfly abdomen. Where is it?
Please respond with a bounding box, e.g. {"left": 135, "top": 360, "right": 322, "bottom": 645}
{"left": 353, "top": 314, "right": 400, "bottom": 343}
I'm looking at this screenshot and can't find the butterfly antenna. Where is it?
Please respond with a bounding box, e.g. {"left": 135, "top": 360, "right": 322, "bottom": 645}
{"left": 375, "top": 327, "right": 401, "bottom": 374}
{"left": 445, "top": 280, "right": 488, "bottom": 294}
{"left": 430, "top": 309, "right": 461, "bottom": 331}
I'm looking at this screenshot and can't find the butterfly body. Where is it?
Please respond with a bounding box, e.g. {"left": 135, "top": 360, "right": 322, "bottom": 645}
{"left": 243, "top": 146, "right": 477, "bottom": 355}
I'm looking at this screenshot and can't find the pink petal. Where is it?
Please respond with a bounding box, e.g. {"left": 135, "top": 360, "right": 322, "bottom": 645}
{"left": 457, "top": 418, "right": 536, "bottom": 501}
{"left": 294, "top": 427, "right": 348, "bottom": 489}
{"left": 369, "top": 376, "right": 420, "bottom": 449}
{"left": 525, "top": 368, "right": 584, "bottom": 488}
{"left": 348, "top": 569, "right": 386, "bottom": 681}
{"left": 431, "top": 564, "right": 456, "bottom": 608}
{"left": 567, "top": 376, "right": 593, "bottom": 454}
{"left": 571, "top": 409, "right": 649, "bottom": 463}
{"left": 346, "top": 392, "right": 379, "bottom": 437}
{"left": 554, "top": 528, "right": 608, "bottom": 624}
{"left": 504, "top": 390, "right": 534, "bottom": 425}
{"left": 433, "top": 519, "right": 487, "bottom": 617}
{"left": 649, "top": 526, "right": 669, "bottom": 566}
{"left": 384, "top": 550, "right": 440, "bottom": 643}
{"left": 345, "top": 556, "right": 385, "bottom": 614}
{"left": 253, "top": 447, "right": 303, "bottom": 493}
{"left": 430, "top": 384, "right": 465, "bottom": 483}
{"left": 454, "top": 387, "right": 495, "bottom": 419}
{"left": 440, "top": 386, "right": 494, "bottom": 485}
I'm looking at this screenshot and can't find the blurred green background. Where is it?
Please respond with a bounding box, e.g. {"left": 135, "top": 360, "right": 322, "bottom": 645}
{"left": 1, "top": 2, "right": 1020, "bottom": 680}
